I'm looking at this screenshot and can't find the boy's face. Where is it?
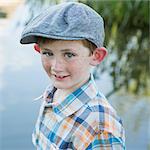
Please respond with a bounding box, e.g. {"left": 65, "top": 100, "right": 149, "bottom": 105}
{"left": 40, "top": 40, "right": 93, "bottom": 92}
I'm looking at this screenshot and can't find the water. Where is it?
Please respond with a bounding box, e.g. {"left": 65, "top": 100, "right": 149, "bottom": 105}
{"left": 0, "top": 31, "right": 43, "bottom": 150}
{"left": 0, "top": 3, "right": 150, "bottom": 150}
{"left": 0, "top": 14, "right": 49, "bottom": 149}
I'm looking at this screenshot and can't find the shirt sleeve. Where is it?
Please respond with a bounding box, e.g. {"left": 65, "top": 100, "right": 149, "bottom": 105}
{"left": 86, "top": 131, "right": 125, "bottom": 150}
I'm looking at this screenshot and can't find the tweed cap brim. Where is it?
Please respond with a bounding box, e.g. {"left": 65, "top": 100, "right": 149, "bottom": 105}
{"left": 20, "top": 33, "right": 84, "bottom": 44}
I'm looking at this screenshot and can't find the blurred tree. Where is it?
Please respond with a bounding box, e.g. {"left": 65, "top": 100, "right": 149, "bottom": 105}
{"left": 0, "top": 8, "right": 7, "bottom": 18}
{"left": 24, "top": 0, "right": 150, "bottom": 97}
{"left": 80, "top": 0, "right": 150, "bottom": 97}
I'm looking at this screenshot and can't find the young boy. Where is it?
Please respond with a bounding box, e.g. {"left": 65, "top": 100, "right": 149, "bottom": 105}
{"left": 20, "top": 2, "right": 125, "bottom": 150}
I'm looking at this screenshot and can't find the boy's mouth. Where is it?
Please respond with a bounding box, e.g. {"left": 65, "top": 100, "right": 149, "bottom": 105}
{"left": 54, "top": 74, "right": 70, "bottom": 80}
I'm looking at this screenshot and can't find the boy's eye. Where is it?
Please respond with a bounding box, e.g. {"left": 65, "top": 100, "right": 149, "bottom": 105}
{"left": 42, "top": 51, "right": 53, "bottom": 56}
{"left": 64, "top": 52, "right": 76, "bottom": 58}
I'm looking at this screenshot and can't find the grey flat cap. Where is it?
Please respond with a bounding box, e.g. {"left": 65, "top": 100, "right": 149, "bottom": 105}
{"left": 20, "top": 2, "right": 105, "bottom": 47}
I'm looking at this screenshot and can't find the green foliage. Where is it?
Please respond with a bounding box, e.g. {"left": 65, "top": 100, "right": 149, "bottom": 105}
{"left": 80, "top": 0, "right": 150, "bottom": 97}
{"left": 0, "top": 8, "right": 7, "bottom": 18}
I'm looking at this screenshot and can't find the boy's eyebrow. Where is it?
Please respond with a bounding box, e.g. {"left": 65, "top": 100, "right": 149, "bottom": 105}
{"left": 42, "top": 48, "right": 76, "bottom": 52}
{"left": 61, "top": 49, "right": 76, "bottom": 52}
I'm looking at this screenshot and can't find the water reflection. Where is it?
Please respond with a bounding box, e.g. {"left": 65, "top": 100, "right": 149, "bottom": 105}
{"left": 0, "top": 22, "right": 49, "bottom": 149}
{"left": 110, "top": 94, "right": 150, "bottom": 150}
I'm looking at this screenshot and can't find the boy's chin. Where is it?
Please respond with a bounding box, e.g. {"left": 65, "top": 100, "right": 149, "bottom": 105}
{"left": 52, "top": 83, "right": 75, "bottom": 92}
{"left": 52, "top": 83, "right": 68, "bottom": 89}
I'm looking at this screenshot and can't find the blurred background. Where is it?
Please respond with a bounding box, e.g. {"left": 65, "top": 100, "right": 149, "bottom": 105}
{"left": 0, "top": 0, "right": 149, "bottom": 150}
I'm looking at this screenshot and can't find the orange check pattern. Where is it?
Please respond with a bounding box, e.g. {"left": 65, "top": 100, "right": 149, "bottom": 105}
{"left": 32, "top": 75, "right": 125, "bottom": 150}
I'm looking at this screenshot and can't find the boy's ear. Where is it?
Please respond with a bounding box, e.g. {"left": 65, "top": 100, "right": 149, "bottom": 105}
{"left": 90, "top": 47, "right": 108, "bottom": 66}
{"left": 34, "top": 44, "right": 41, "bottom": 53}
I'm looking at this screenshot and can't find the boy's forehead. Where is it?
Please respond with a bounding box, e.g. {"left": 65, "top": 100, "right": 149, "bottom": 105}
{"left": 40, "top": 39, "right": 86, "bottom": 47}
{"left": 40, "top": 39, "right": 90, "bottom": 53}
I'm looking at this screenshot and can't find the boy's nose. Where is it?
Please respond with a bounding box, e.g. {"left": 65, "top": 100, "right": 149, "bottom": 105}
{"left": 51, "top": 58, "right": 64, "bottom": 72}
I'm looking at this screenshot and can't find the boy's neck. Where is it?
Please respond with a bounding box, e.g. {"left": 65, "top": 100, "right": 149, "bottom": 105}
{"left": 53, "top": 76, "right": 90, "bottom": 104}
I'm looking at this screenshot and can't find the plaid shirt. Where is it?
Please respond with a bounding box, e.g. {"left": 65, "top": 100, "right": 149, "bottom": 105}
{"left": 32, "top": 75, "right": 125, "bottom": 150}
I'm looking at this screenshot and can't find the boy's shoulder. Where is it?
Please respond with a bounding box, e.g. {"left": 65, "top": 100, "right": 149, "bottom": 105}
{"left": 77, "top": 95, "right": 124, "bottom": 138}
{"left": 87, "top": 94, "right": 117, "bottom": 116}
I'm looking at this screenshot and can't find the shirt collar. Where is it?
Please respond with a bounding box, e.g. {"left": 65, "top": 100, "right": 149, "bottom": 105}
{"left": 39, "top": 74, "right": 99, "bottom": 122}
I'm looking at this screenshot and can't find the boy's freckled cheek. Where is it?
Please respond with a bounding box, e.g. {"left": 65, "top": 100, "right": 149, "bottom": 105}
{"left": 69, "top": 61, "right": 81, "bottom": 68}
{"left": 43, "top": 61, "right": 50, "bottom": 66}
{"left": 41, "top": 59, "right": 52, "bottom": 69}
{"left": 69, "top": 60, "right": 88, "bottom": 71}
